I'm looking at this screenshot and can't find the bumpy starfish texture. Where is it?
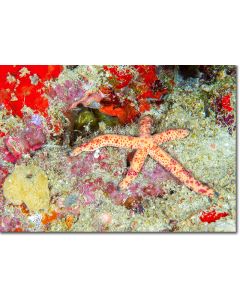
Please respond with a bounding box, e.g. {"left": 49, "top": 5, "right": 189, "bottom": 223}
{"left": 70, "top": 116, "right": 215, "bottom": 198}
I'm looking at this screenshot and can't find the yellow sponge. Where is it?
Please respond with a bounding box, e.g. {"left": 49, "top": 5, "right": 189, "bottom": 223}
{"left": 3, "top": 164, "right": 50, "bottom": 212}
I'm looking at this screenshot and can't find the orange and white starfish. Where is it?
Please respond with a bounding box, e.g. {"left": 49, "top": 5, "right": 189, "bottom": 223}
{"left": 70, "top": 116, "right": 215, "bottom": 198}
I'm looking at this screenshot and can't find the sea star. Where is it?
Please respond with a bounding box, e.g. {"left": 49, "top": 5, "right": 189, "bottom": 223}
{"left": 70, "top": 116, "right": 215, "bottom": 198}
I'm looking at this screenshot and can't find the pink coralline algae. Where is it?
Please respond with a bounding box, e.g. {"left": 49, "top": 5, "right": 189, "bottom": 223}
{"left": 69, "top": 147, "right": 176, "bottom": 207}
{"left": 70, "top": 150, "right": 111, "bottom": 205}
{"left": 0, "top": 204, "right": 28, "bottom": 233}
{"left": 0, "top": 215, "right": 22, "bottom": 232}
{"left": 71, "top": 152, "right": 98, "bottom": 176}
{"left": 0, "top": 165, "right": 8, "bottom": 187}
{"left": 49, "top": 79, "right": 106, "bottom": 112}
{"left": 48, "top": 80, "right": 86, "bottom": 110}
{"left": 104, "top": 180, "right": 166, "bottom": 205}
{"left": 142, "top": 164, "right": 175, "bottom": 182}
{"left": 79, "top": 178, "right": 105, "bottom": 205}
{"left": 1, "top": 117, "right": 46, "bottom": 163}
{"left": 23, "top": 123, "right": 46, "bottom": 151}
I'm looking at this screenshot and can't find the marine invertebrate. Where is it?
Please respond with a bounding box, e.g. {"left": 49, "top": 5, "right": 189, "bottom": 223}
{"left": 221, "top": 94, "right": 233, "bottom": 112}
{"left": 212, "top": 93, "right": 235, "bottom": 134}
{"left": 199, "top": 210, "right": 229, "bottom": 223}
{"left": 42, "top": 210, "right": 58, "bottom": 225}
{"left": 3, "top": 164, "right": 50, "bottom": 211}
{"left": 0, "top": 65, "right": 63, "bottom": 117}
{"left": 71, "top": 115, "right": 215, "bottom": 198}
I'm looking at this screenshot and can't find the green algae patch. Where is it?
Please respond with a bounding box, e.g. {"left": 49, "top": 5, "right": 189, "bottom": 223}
{"left": 3, "top": 164, "right": 50, "bottom": 212}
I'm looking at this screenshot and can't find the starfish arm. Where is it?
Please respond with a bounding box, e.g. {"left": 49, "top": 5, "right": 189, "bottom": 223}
{"left": 153, "top": 129, "right": 190, "bottom": 145}
{"left": 119, "top": 149, "right": 148, "bottom": 190}
{"left": 70, "top": 135, "right": 138, "bottom": 156}
{"left": 149, "top": 146, "right": 214, "bottom": 198}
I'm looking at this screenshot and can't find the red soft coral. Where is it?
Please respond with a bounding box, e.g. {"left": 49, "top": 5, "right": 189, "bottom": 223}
{"left": 0, "top": 65, "right": 63, "bottom": 117}
{"left": 199, "top": 210, "right": 229, "bottom": 223}
{"left": 103, "top": 66, "right": 133, "bottom": 89}
{"left": 221, "top": 94, "right": 233, "bottom": 112}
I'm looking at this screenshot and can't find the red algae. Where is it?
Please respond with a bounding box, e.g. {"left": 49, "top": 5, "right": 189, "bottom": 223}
{"left": 221, "top": 94, "right": 233, "bottom": 112}
{"left": 199, "top": 210, "right": 229, "bottom": 223}
{"left": 103, "top": 66, "right": 133, "bottom": 89}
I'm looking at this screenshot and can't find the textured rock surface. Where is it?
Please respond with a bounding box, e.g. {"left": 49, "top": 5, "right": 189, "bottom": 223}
{"left": 3, "top": 164, "right": 50, "bottom": 211}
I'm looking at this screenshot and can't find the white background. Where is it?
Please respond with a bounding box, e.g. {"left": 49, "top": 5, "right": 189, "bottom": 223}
{"left": 0, "top": 1, "right": 239, "bottom": 299}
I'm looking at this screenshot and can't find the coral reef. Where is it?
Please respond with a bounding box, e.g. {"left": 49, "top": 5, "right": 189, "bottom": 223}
{"left": 0, "top": 65, "right": 236, "bottom": 232}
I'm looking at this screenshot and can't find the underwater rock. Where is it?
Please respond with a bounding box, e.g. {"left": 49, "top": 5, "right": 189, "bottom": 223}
{"left": 66, "top": 65, "right": 79, "bottom": 70}
{"left": 3, "top": 164, "right": 50, "bottom": 212}
{"left": 122, "top": 196, "right": 144, "bottom": 214}
{"left": 211, "top": 219, "right": 236, "bottom": 232}
{"left": 179, "top": 65, "right": 200, "bottom": 79}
